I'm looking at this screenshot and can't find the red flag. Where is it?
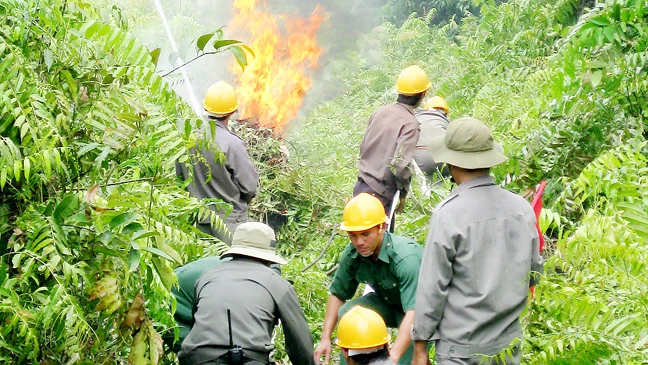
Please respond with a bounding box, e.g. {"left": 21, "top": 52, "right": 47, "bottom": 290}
{"left": 531, "top": 181, "right": 547, "bottom": 252}
{"left": 530, "top": 181, "right": 546, "bottom": 298}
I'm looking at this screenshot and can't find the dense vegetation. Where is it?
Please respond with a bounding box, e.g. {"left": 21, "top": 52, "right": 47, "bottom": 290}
{"left": 1, "top": 0, "right": 647, "bottom": 364}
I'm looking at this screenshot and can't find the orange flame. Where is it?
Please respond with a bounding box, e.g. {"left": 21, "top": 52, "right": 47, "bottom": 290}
{"left": 230, "top": 0, "right": 326, "bottom": 133}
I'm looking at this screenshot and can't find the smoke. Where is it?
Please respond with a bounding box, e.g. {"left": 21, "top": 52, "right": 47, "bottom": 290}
{"left": 117, "top": 0, "right": 389, "bottom": 127}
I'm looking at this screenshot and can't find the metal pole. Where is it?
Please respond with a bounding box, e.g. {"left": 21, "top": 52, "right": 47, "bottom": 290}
{"left": 153, "top": 0, "right": 203, "bottom": 117}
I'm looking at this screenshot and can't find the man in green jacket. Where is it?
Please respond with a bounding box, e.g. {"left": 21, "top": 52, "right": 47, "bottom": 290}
{"left": 164, "top": 256, "right": 225, "bottom": 353}
{"left": 313, "top": 193, "right": 431, "bottom": 365}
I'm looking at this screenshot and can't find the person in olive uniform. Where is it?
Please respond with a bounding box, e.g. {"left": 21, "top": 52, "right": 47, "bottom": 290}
{"left": 176, "top": 81, "right": 259, "bottom": 245}
{"left": 412, "top": 118, "right": 544, "bottom": 365}
{"left": 164, "top": 256, "right": 224, "bottom": 353}
{"left": 313, "top": 194, "right": 431, "bottom": 365}
{"left": 179, "top": 222, "right": 315, "bottom": 365}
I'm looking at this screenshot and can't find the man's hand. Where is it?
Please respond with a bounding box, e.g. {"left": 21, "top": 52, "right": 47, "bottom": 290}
{"left": 313, "top": 339, "right": 332, "bottom": 364}
{"left": 412, "top": 341, "right": 431, "bottom": 365}
{"left": 394, "top": 196, "right": 406, "bottom": 214}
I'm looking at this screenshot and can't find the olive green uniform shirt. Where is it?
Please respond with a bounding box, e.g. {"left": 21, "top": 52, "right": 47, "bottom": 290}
{"left": 330, "top": 232, "right": 423, "bottom": 312}
{"left": 169, "top": 256, "right": 225, "bottom": 351}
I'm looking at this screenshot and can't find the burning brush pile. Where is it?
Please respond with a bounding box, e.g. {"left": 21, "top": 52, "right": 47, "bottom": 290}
{"left": 229, "top": 0, "right": 327, "bottom": 135}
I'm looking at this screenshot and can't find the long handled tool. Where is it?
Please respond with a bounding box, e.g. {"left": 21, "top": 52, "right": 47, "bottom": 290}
{"left": 363, "top": 190, "right": 402, "bottom": 295}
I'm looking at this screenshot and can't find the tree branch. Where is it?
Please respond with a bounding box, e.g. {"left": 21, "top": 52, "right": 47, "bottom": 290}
{"left": 302, "top": 224, "right": 338, "bottom": 273}
{"left": 73, "top": 177, "right": 153, "bottom": 191}
{"left": 162, "top": 51, "right": 223, "bottom": 77}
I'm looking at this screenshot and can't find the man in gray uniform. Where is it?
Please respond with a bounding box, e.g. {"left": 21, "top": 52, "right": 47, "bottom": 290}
{"left": 177, "top": 81, "right": 259, "bottom": 245}
{"left": 179, "top": 222, "right": 315, "bottom": 365}
{"left": 413, "top": 96, "right": 450, "bottom": 179}
{"left": 412, "top": 117, "right": 543, "bottom": 365}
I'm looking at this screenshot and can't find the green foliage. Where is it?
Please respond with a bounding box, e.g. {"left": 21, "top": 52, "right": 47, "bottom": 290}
{"left": 282, "top": 0, "right": 648, "bottom": 363}
{"left": 0, "top": 0, "right": 229, "bottom": 362}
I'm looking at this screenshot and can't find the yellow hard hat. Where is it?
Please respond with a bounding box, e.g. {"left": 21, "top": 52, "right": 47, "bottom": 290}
{"left": 203, "top": 81, "right": 238, "bottom": 116}
{"left": 395, "top": 65, "right": 431, "bottom": 96}
{"left": 337, "top": 306, "right": 390, "bottom": 349}
{"left": 340, "top": 193, "right": 388, "bottom": 232}
{"left": 424, "top": 96, "right": 449, "bottom": 115}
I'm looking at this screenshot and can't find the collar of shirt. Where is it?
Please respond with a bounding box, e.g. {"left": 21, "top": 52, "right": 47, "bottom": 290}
{"left": 395, "top": 102, "right": 415, "bottom": 116}
{"left": 214, "top": 119, "right": 229, "bottom": 131}
{"left": 348, "top": 231, "right": 393, "bottom": 264}
{"left": 451, "top": 175, "right": 495, "bottom": 197}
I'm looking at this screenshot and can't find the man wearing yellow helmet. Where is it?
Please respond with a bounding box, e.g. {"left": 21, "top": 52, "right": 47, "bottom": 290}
{"left": 314, "top": 193, "right": 431, "bottom": 365}
{"left": 336, "top": 306, "right": 393, "bottom": 365}
{"left": 414, "top": 96, "right": 451, "bottom": 179}
{"left": 176, "top": 81, "right": 259, "bottom": 245}
{"left": 354, "top": 65, "right": 431, "bottom": 231}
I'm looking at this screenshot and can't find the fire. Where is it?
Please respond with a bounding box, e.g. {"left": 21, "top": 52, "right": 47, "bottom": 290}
{"left": 230, "top": 0, "right": 326, "bottom": 133}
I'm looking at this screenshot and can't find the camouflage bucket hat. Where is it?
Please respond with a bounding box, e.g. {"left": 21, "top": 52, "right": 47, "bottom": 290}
{"left": 428, "top": 117, "right": 508, "bottom": 169}
{"left": 221, "top": 222, "right": 287, "bottom": 265}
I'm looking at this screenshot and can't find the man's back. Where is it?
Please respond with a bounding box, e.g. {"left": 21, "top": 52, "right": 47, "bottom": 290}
{"left": 414, "top": 108, "right": 449, "bottom": 148}
{"left": 179, "top": 258, "right": 315, "bottom": 365}
{"left": 178, "top": 121, "right": 258, "bottom": 225}
{"left": 358, "top": 103, "right": 419, "bottom": 199}
{"left": 417, "top": 176, "right": 540, "bottom": 346}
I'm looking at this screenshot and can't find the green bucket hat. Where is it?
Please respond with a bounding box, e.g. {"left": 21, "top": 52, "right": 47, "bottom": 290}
{"left": 428, "top": 117, "right": 508, "bottom": 169}
{"left": 221, "top": 222, "right": 287, "bottom": 265}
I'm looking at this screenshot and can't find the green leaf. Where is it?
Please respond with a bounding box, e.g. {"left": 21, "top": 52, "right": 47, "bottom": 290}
{"left": 196, "top": 33, "right": 215, "bottom": 51}
{"left": 53, "top": 194, "right": 80, "bottom": 223}
{"left": 109, "top": 212, "right": 139, "bottom": 230}
{"left": 231, "top": 46, "right": 247, "bottom": 70}
{"left": 123, "top": 222, "right": 144, "bottom": 234}
{"left": 591, "top": 70, "right": 603, "bottom": 88}
{"left": 213, "top": 39, "right": 243, "bottom": 50}
{"left": 0, "top": 168, "right": 6, "bottom": 190}
{"left": 152, "top": 257, "right": 174, "bottom": 290}
{"left": 132, "top": 230, "right": 159, "bottom": 241}
{"left": 43, "top": 149, "right": 52, "bottom": 177}
{"left": 128, "top": 248, "right": 140, "bottom": 271}
{"left": 141, "top": 247, "right": 175, "bottom": 262}
{"left": 44, "top": 49, "right": 54, "bottom": 71}
{"left": 604, "top": 26, "right": 616, "bottom": 43}
{"left": 13, "top": 159, "right": 21, "bottom": 182}
{"left": 24, "top": 157, "right": 30, "bottom": 181}
{"left": 240, "top": 44, "right": 255, "bottom": 57}
{"left": 149, "top": 48, "right": 160, "bottom": 67}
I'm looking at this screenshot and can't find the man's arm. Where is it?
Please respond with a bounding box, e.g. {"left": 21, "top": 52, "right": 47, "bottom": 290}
{"left": 392, "top": 119, "right": 419, "bottom": 195}
{"left": 229, "top": 146, "right": 259, "bottom": 203}
{"left": 412, "top": 214, "right": 455, "bottom": 342}
{"left": 413, "top": 341, "right": 432, "bottom": 365}
{"left": 390, "top": 310, "right": 415, "bottom": 362}
{"left": 277, "top": 285, "right": 316, "bottom": 365}
{"left": 313, "top": 295, "right": 345, "bottom": 364}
